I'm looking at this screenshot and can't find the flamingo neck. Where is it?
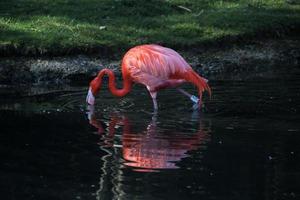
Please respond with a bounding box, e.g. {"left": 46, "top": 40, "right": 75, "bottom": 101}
{"left": 97, "top": 69, "right": 132, "bottom": 97}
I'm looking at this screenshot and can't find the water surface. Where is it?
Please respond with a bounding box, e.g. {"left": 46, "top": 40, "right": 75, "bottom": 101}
{"left": 0, "top": 69, "right": 299, "bottom": 200}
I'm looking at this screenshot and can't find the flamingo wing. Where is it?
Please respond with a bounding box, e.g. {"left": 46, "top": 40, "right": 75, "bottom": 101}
{"left": 122, "top": 44, "right": 190, "bottom": 90}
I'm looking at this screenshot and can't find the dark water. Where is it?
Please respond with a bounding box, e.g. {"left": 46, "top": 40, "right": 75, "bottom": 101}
{"left": 0, "top": 70, "right": 300, "bottom": 200}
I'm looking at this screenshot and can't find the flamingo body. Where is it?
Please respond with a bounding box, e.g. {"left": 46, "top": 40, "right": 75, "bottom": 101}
{"left": 87, "top": 44, "right": 211, "bottom": 110}
{"left": 123, "top": 44, "right": 190, "bottom": 91}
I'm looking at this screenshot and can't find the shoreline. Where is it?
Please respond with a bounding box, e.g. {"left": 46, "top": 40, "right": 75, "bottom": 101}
{"left": 0, "top": 35, "right": 299, "bottom": 86}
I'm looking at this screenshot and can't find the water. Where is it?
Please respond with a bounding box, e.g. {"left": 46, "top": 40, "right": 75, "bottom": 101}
{"left": 0, "top": 70, "right": 299, "bottom": 200}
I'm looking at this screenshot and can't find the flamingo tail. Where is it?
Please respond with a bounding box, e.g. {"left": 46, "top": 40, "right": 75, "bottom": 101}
{"left": 185, "top": 70, "right": 211, "bottom": 98}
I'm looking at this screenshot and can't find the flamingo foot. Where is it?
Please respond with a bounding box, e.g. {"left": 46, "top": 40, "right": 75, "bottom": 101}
{"left": 190, "top": 95, "right": 199, "bottom": 104}
{"left": 177, "top": 88, "right": 201, "bottom": 110}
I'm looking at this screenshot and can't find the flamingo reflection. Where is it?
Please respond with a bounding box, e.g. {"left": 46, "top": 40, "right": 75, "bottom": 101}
{"left": 87, "top": 106, "right": 211, "bottom": 171}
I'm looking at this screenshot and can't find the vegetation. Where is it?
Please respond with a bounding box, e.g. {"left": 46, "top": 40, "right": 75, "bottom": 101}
{"left": 0, "top": 0, "right": 300, "bottom": 55}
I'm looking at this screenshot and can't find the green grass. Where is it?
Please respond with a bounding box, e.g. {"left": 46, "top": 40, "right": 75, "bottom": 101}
{"left": 0, "top": 0, "right": 300, "bottom": 55}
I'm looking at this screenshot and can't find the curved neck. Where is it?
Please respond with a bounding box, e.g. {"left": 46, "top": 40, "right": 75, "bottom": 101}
{"left": 97, "top": 69, "right": 132, "bottom": 97}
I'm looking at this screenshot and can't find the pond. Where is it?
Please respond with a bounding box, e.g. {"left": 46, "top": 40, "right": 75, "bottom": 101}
{"left": 0, "top": 67, "right": 299, "bottom": 200}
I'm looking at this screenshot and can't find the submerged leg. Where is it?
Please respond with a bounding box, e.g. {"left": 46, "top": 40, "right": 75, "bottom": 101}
{"left": 150, "top": 91, "right": 158, "bottom": 112}
{"left": 146, "top": 85, "right": 158, "bottom": 112}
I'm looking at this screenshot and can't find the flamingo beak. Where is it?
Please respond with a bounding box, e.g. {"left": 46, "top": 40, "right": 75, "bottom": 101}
{"left": 86, "top": 87, "right": 95, "bottom": 105}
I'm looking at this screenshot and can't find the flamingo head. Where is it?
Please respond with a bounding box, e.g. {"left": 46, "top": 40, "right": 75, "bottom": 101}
{"left": 86, "top": 77, "right": 101, "bottom": 105}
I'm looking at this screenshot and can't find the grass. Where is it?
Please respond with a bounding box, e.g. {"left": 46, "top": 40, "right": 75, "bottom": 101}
{"left": 0, "top": 0, "right": 300, "bottom": 56}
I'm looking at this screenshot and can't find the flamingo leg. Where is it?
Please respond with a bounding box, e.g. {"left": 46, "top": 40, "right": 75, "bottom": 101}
{"left": 149, "top": 91, "right": 158, "bottom": 111}
{"left": 176, "top": 88, "right": 199, "bottom": 104}
{"left": 176, "top": 88, "right": 202, "bottom": 110}
{"left": 177, "top": 88, "right": 192, "bottom": 98}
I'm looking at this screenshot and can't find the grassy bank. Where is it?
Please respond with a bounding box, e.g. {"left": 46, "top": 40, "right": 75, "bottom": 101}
{"left": 0, "top": 0, "right": 300, "bottom": 56}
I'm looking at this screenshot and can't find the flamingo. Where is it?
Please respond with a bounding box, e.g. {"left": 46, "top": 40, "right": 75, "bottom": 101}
{"left": 86, "top": 44, "right": 211, "bottom": 111}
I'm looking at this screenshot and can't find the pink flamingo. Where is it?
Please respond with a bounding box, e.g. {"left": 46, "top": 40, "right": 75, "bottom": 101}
{"left": 86, "top": 44, "right": 211, "bottom": 111}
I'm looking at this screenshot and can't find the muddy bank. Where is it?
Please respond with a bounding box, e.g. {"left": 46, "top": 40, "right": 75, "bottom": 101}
{"left": 0, "top": 56, "right": 121, "bottom": 85}
{"left": 0, "top": 37, "right": 299, "bottom": 86}
{"left": 194, "top": 37, "right": 300, "bottom": 80}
